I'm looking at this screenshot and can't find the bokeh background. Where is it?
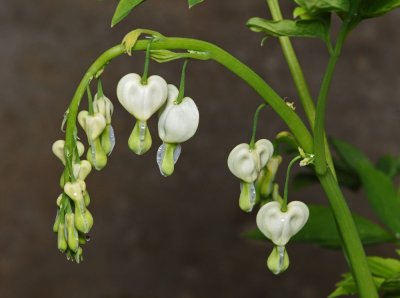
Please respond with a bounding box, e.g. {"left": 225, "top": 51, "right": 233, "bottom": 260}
{"left": 0, "top": 0, "right": 399, "bottom": 297}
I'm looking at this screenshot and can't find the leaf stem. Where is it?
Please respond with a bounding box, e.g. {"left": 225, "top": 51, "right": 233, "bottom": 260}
{"left": 249, "top": 103, "right": 267, "bottom": 149}
{"left": 282, "top": 155, "right": 301, "bottom": 211}
{"left": 176, "top": 59, "right": 188, "bottom": 104}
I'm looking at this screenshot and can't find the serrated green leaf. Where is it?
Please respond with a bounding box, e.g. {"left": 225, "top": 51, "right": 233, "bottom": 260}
{"left": 111, "top": 0, "right": 146, "bottom": 27}
{"left": 243, "top": 204, "right": 393, "bottom": 248}
{"left": 294, "top": 0, "right": 350, "bottom": 15}
{"left": 188, "top": 0, "right": 203, "bottom": 8}
{"left": 247, "top": 18, "right": 329, "bottom": 42}
{"left": 361, "top": 0, "right": 400, "bottom": 18}
{"left": 332, "top": 139, "right": 400, "bottom": 234}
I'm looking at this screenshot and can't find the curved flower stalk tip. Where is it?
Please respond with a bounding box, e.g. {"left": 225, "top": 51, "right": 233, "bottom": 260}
{"left": 157, "top": 84, "right": 199, "bottom": 177}
{"left": 117, "top": 73, "right": 168, "bottom": 155}
{"left": 227, "top": 139, "right": 274, "bottom": 212}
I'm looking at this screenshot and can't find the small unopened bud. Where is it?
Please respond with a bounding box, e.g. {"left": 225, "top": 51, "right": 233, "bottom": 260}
{"left": 65, "top": 213, "right": 79, "bottom": 253}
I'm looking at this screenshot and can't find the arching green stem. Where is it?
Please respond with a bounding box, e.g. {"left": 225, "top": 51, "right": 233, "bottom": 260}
{"left": 249, "top": 103, "right": 267, "bottom": 149}
{"left": 176, "top": 59, "right": 188, "bottom": 104}
{"left": 281, "top": 155, "right": 302, "bottom": 212}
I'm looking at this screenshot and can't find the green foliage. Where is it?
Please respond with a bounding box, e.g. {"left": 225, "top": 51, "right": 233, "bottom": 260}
{"left": 332, "top": 139, "right": 400, "bottom": 234}
{"left": 247, "top": 18, "right": 330, "bottom": 43}
{"left": 111, "top": 0, "right": 204, "bottom": 27}
{"left": 111, "top": 0, "right": 146, "bottom": 27}
{"left": 376, "top": 155, "right": 400, "bottom": 179}
{"left": 188, "top": 0, "right": 203, "bottom": 8}
{"left": 294, "top": 0, "right": 350, "bottom": 15}
{"left": 330, "top": 256, "right": 400, "bottom": 297}
{"left": 244, "top": 204, "right": 394, "bottom": 248}
{"left": 360, "top": 0, "right": 400, "bottom": 18}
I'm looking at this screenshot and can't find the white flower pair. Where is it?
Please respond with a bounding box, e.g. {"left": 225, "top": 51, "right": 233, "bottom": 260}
{"left": 117, "top": 73, "right": 199, "bottom": 176}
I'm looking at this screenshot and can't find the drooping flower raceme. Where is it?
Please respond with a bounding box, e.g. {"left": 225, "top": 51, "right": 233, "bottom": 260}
{"left": 157, "top": 84, "right": 199, "bottom": 176}
{"left": 117, "top": 73, "right": 168, "bottom": 155}
{"left": 227, "top": 139, "right": 274, "bottom": 212}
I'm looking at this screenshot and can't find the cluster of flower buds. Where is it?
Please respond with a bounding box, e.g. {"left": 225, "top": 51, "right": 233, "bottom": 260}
{"left": 52, "top": 140, "right": 94, "bottom": 262}
{"left": 117, "top": 66, "right": 199, "bottom": 177}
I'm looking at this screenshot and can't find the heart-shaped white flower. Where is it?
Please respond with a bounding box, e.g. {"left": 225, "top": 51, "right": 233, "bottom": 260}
{"left": 52, "top": 140, "right": 85, "bottom": 165}
{"left": 227, "top": 139, "right": 274, "bottom": 183}
{"left": 64, "top": 180, "right": 86, "bottom": 202}
{"left": 117, "top": 73, "right": 168, "bottom": 121}
{"left": 93, "top": 94, "right": 114, "bottom": 124}
{"left": 78, "top": 111, "right": 107, "bottom": 141}
{"left": 158, "top": 84, "right": 199, "bottom": 143}
{"left": 256, "top": 201, "right": 309, "bottom": 246}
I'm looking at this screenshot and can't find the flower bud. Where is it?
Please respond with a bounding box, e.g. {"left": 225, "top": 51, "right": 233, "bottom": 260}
{"left": 57, "top": 223, "right": 68, "bottom": 252}
{"left": 78, "top": 111, "right": 107, "bottom": 142}
{"left": 87, "top": 138, "right": 108, "bottom": 170}
{"left": 93, "top": 94, "right": 113, "bottom": 124}
{"left": 53, "top": 210, "right": 61, "bottom": 233}
{"left": 100, "top": 124, "right": 116, "bottom": 155}
{"left": 267, "top": 246, "right": 289, "bottom": 275}
{"left": 65, "top": 213, "right": 79, "bottom": 252}
{"left": 52, "top": 140, "right": 84, "bottom": 165}
{"left": 257, "top": 155, "right": 282, "bottom": 199}
{"left": 74, "top": 206, "right": 93, "bottom": 234}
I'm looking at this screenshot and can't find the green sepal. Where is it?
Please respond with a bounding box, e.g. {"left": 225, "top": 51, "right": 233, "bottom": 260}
{"left": 128, "top": 120, "right": 152, "bottom": 155}
{"left": 87, "top": 138, "right": 108, "bottom": 171}
{"left": 267, "top": 246, "right": 290, "bottom": 275}
{"left": 160, "top": 143, "right": 177, "bottom": 177}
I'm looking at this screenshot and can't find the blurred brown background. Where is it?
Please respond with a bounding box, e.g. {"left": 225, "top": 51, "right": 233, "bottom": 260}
{"left": 0, "top": 0, "right": 399, "bottom": 297}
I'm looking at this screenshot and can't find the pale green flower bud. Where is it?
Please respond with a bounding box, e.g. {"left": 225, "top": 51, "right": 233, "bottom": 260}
{"left": 57, "top": 222, "right": 68, "bottom": 252}
{"left": 74, "top": 205, "right": 93, "bottom": 234}
{"left": 65, "top": 213, "right": 79, "bottom": 253}
{"left": 87, "top": 138, "right": 108, "bottom": 170}
{"left": 257, "top": 155, "right": 282, "bottom": 199}
{"left": 100, "top": 124, "right": 115, "bottom": 155}
{"left": 78, "top": 111, "right": 107, "bottom": 142}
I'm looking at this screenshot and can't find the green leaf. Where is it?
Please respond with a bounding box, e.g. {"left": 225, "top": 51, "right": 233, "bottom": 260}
{"left": 377, "top": 155, "right": 400, "bottom": 178}
{"left": 111, "top": 0, "right": 146, "bottom": 27}
{"left": 244, "top": 204, "right": 394, "bottom": 248}
{"left": 247, "top": 18, "right": 329, "bottom": 42}
{"left": 368, "top": 257, "right": 400, "bottom": 278}
{"left": 360, "top": 0, "right": 400, "bottom": 18}
{"left": 294, "top": 0, "right": 350, "bottom": 15}
{"left": 188, "top": 0, "right": 203, "bottom": 8}
{"left": 332, "top": 139, "right": 400, "bottom": 234}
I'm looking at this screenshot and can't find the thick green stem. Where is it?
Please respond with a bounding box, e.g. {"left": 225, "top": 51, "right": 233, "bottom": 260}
{"left": 65, "top": 37, "right": 314, "bottom": 163}
{"left": 319, "top": 170, "right": 378, "bottom": 297}
{"left": 266, "top": 0, "right": 336, "bottom": 179}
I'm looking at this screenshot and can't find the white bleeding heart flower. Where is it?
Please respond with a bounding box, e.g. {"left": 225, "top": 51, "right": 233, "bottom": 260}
{"left": 256, "top": 201, "right": 309, "bottom": 246}
{"left": 117, "top": 73, "right": 168, "bottom": 121}
{"left": 93, "top": 94, "right": 114, "bottom": 124}
{"left": 78, "top": 111, "right": 107, "bottom": 141}
{"left": 52, "top": 140, "right": 85, "bottom": 165}
{"left": 227, "top": 139, "right": 274, "bottom": 184}
{"left": 156, "top": 84, "right": 199, "bottom": 177}
{"left": 158, "top": 84, "right": 199, "bottom": 144}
